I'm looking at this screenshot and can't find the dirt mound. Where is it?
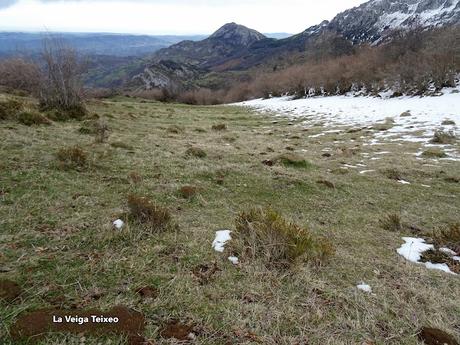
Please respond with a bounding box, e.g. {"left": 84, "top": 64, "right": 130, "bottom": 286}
{"left": 418, "top": 327, "right": 459, "bottom": 345}
{"left": 0, "top": 279, "right": 22, "bottom": 303}
{"left": 160, "top": 321, "right": 195, "bottom": 341}
{"left": 11, "top": 305, "right": 145, "bottom": 345}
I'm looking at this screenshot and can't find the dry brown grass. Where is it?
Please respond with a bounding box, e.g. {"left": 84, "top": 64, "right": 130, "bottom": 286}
{"left": 16, "top": 111, "right": 52, "bottom": 126}
{"left": 422, "top": 148, "right": 447, "bottom": 158}
{"left": 233, "top": 207, "right": 334, "bottom": 267}
{"left": 379, "top": 213, "right": 402, "bottom": 232}
{"left": 127, "top": 194, "right": 172, "bottom": 231}
{"left": 211, "top": 123, "right": 227, "bottom": 131}
{"left": 430, "top": 130, "right": 457, "bottom": 144}
{"left": 0, "top": 99, "right": 23, "bottom": 120}
{"left": 56, "top": 146, "right": 88, "bottom": 170}
{"left": 185, "top": 147, "right": 206, "bottom": 158}
{"left": 178, "top": 185, "right": 198, "bottom": 199}
{"left": 433, "top": 223, "right": 460, "bottom": 253}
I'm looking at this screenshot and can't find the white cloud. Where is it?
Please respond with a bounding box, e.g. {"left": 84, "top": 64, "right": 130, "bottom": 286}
{"left": 0, "top": 0, "right": 368, "bottom": 34}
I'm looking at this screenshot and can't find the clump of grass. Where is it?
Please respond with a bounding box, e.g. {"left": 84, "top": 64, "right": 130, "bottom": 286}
{"left": 56, "top": 146, "right": 87, "bottom": 170}
{"left": 185, "top": 147, "right": 206, "bottom": 158}
{"left": 383, "top": 168, "right": 404, "bottom": 181}
{"left": 441, "top": 119, "right": 456, "bottom": 126}
{"left": 233, "top": 207, "right": 334, "bottom": 267}
{"left": 276, "top": 153, "right": 311, "bottom": 169}
{"left": 421, "top": 250, "right": 460, "bottom": 274}
{"left": 16, "top": 111, "right": 52, "bottom": 126}
{"left": 317, "top": 179, "right": 335, "bottom": 189}
{"left": 432, "top": 223, "right": 460, "bottom": 254}
{"left": 421, "top": 148, "right": 447, "bottom": 158}
{"left": 111, "top": 141, "right": 134, "bottom": 150}
{"left": 379, "top": 213, "right": 402, "bottom": 232}
{"left": 128, "top": 171, "right": 142, "bottom": 184}
{"left": 178, "top": 185, "right": 198, "bottom": 199}
{"left": 430, "top": 130, "right": 457, "bottom": 144}
{"left": 400, "top": 111, "right": 411, "bottom": 117}
{"left": 194, "top": 127, "right": 206, "bottom": 133}
{"left": 167, "top": 125, "right": 184, "bottom": 134}
{"left": 43, "top": 104, "right": 87, "bottom": 122}
{"left": 212, "top": 124, "right": 227, "bottom": 131}
{"left": 373, "top": 118, "right": 395, "bottom": 131}
{"left": 127, "top": 194, "right": 172, "bottom": 231}
{"left": 0, "top": 99, "right": 23, "bottom": 120}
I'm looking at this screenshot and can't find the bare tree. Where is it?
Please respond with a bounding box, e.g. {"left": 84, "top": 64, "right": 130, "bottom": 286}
{"left": 39, "top": 37, "right": 87, "bottom": 116}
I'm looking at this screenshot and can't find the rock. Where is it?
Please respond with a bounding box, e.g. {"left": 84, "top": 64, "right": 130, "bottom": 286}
{"left": 400, "top": 111, "right": 411, "bottom": 117}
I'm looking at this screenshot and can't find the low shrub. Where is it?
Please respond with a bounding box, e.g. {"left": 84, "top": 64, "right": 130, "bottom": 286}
{"left": 127, "top": 194, "right": 172, "bottom": 231}
{"left": 16, "top": 111, "right": 52, "bottom": 126}
{"left": 94, "top": 119, "right": 110, "bottom": 143}
{"left": 44, "top": 104, "right": 87, "bottom": 121}
{"left": 185, "top": 147, "right": 206, "bottom": 158}
{"left": 441, "top": 119, "right": 456, "bottom": 126}
{"left": 56, "top": 146, "right": 87, "bottom": 170}
{"left": 233, "top": 207, "right": 334, "bottom": 267}
{"left": 379, "top": 213, "right": 402, "bottom": 232}
{"left": 433, "top": 223, "right": 460, "bottom": 254}
{"left": 383, "top": 168, "right": 404, "bottom": 181}
{"left": 276, "top": 153, "right": 311, "bottom": 168}
{"left": 430, "top": 130, "right": 457, "bottom": 144}
{"left": 0, "top": 99, "right": 23, "bottom": 120}
{"left": 212, "top": 124, "right": 227, "bottom": 131}
{"left": 421, "top": 148, "right": 447, "bottom": 158}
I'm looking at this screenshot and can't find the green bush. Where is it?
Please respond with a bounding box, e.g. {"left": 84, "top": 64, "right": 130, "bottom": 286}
{"left": 56, "top": 146, "right": 88, "bottom": 170}
{"left": 0, "top": 99, "right": 23, "bottom": 120}
{"left": 233, "top": 207, "right": 334, "bottom": 267}
{"left": 16, "top": 111, "right": 52, "bottom": 126}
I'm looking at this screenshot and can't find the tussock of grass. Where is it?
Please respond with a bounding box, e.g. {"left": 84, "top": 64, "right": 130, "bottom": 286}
{"left": 16, "top": 111, "right": 52, "bottom": 126}
{"left": 0, "top": 99, "right": 23, "bottom": 120}
{"left": 178, "top": 185, "right": 198, "bottom": 199}
{"left": 127, "top": 194, "right": 172, "bottom": 232}
{"left": 185, "top": 147, "right": 206, "bottom": 158}
{"left": 422, "top": 148, "right": 447, "bottom": 158}
{"left": 373, "top": 118, "right": 395, "bottom": 131}
{"left": 111, "top": 141, "right": 134, "bottom": 150}
{"left": 167, "top": 125, "right": 184, "bottom": 134}
{"left": 212, "top": 123, "right": 227, "bottom": 131}
{"left": 431, "top": 130, "right": 457, "bottom": 144}
{"left": 233, "top": 207, "right": 334, "bottom": 267}
{"left": 383, "top": 168, "right": 404, "bottom": 181}
{"left": 433, "top": 223, "right": 460, "bottom": 253}
{"left": 42, "top": 104, "right": 87, "bottom": 121}
{"left": 56, "top": 146, "right": 87, "bottom": 170}
{"left": 441, "top": 119, "right": 456, "bottom": 126}
{"left": 276, "top": 153, "right": 311, "bottom": 169}
{"left": 379, "top": 213, "right": 402, "bottom": 232}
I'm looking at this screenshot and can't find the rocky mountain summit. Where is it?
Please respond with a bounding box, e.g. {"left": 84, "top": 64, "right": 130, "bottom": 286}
{"left": 328, "top": 0, "right": 460, "bottom": 43}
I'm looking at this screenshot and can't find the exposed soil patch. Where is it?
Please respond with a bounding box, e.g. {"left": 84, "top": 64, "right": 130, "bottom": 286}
{"left": 0, "top": 279, "right": 22, "bottom": 303}
{"left": 179, "top": 185, "right": 198, "bottom": 199}
{"left": 160, "top": 321, "right": 195, "bottom": 341}
{"left": 11, "top": 305, "right": 145, "bottom": 344}
{"left": 135, "top": 286, "right": 158, "bottom": 299}
{"left": 192, "top": 262, "right": 220, "bottom": 285}
{"left": 418, "top": 327, "right": 459, "bottom": 345}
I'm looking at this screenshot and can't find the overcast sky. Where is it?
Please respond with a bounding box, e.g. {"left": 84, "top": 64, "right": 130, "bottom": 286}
{"left": 0, "top": 0, "right": 368, "bottom": 35}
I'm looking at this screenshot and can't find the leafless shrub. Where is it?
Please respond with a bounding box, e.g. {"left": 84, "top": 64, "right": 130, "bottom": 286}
{"left": 0, "top": 58, "right": 41, "bottom": 94}
{"left": 38, "top": 37, "right": 87, "bottom": 118}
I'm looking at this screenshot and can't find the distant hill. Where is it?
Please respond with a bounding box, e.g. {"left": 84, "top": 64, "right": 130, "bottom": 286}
{"left": 0, "top": 32, "right": 207, "bottom": 57}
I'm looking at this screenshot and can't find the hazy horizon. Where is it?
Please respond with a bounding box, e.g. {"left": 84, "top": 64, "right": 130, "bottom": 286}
{"left": 0, "top": 0, "right": 368, "bottom": 35}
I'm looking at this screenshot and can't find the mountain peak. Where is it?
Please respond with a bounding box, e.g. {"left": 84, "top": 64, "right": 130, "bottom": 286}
{"left": 209, "top": 22, "right": 266, "bottom": 46}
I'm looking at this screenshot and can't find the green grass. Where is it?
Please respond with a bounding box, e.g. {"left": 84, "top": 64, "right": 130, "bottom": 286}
{"left": 1, "top": 95, "right": 460, "bottom": 344}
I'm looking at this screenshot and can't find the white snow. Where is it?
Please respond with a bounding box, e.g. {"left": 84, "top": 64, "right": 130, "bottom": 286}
{"left": 235, "top": 91, "right": 460, "bottom": 146}
{"left": 398, "top": 180, "right": 411, "bottom": 185}
{"left": 212, "top": 230, "right": 232, "bottom": 252}
{"left": 357, "top": 283, "right": 372, "bottom": 293}
{"left": 113, "top": 219, "right": 124, "bottom": 230}
{"left": 228, "top": 256, "right": 239, "bottom": 265}
{"left": 397, "top": 237, "right": 457, "bottom": 275}
{"left": 440, "top": 247, "right": 458, "bottom": 256}
{"left": 397, "top": 237, "right": 434, "bottom": 263}
{"left": 453, "top": 256, "right": 460, "bottom": 262}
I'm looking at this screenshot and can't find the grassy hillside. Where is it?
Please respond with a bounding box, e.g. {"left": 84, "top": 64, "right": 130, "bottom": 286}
{"left": 0, "top": 94, "right": 459, "bottom": 344}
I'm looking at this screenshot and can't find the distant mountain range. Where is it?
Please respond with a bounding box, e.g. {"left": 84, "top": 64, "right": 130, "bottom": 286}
{"left": 0, "top": 31, "right": 293, "bottom": 58}
{"left": 132, "top": 0, "right": 460, "bottom": 91}
{"left": 1, "top": 0, "right": 458, "bottom": 90}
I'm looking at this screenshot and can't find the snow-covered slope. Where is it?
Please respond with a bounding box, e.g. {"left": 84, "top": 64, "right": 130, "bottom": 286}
{"left": 327, "top": 0, "right": 460, "bottom": 43}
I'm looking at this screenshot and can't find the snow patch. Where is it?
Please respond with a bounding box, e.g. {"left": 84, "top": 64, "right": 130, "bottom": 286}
{"left": 212, "top": 230, "right": 232, "bottom": 252}
{"left": 228, "top": 256, "right": 239, "bottom": 265}
{"left": 113, "top": 219, "right": 124, "bottom": 230}
{"left": 357, "top": 283, "right": 372, "bottom": 293}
